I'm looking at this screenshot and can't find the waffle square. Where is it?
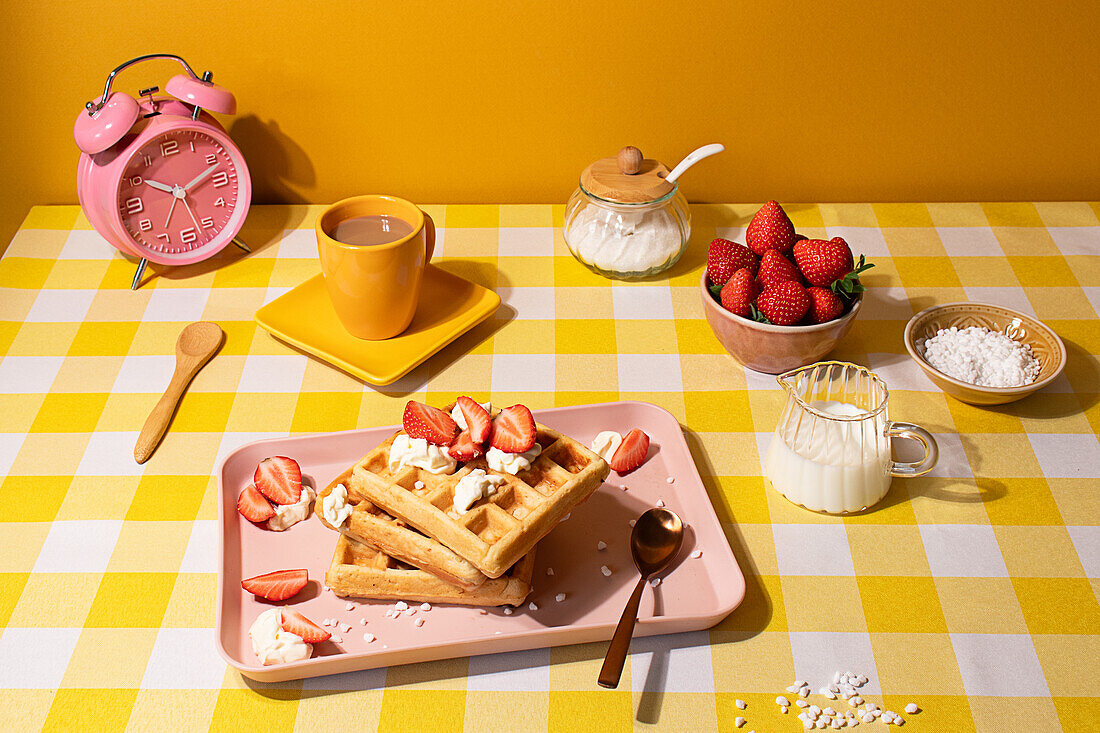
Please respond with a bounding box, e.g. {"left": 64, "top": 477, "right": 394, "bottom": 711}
{"left": 325, "top": 533, "right": 534, "bottom": 607}
{"left": 342, "top": 419, "right": 610, "bottom": 578}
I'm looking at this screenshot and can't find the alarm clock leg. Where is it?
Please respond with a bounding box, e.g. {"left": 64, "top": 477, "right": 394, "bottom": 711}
{"left": 232, "top": 237, "right": 251, "bottom": 253}
{"left": 131, "top": 258, "right": 148, "bottom": 290}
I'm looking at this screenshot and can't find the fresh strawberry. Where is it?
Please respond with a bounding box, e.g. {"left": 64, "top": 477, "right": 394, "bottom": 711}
{"left": 807, "top": 287, "right": 845, "bottom": 324}
{"left": 609, "top": 428, "right": 650, "bottom": 473}
{"left": 242, "top": 569, "right": 309, "bottom": 601}
{"left": 719, "top": 267, "right": 759, "bottom": 318}
{"left": 706, "top": 238, "right": 758, "bottom": 288}
{"left": 756, "top": 249, "right": 803, "bottom": 289}
{"left": 746, "top": 200, "right": 797, "bottom": 256}
{"left": 754, "top": 281, "right": 812, "bottom": 326}
{"left": 455, "top": 396, "right": 491, "bottom": 444}
{"left": 490, "top": 404, "right": 537, "bottom": 453}
{"left": 448, "top": 430, "right": 483, "bottom": 461}
{"left": 403, "top": 400, "right": 459, "bottom": 446}
{"left": 793, "top": 236, "right": 874, "bottom": 294}
{"left": 237, "top": 484, "right": 275, "bottom": 522}
{"left": 278, "top": 610, "right": 331, "bottom": 643}
{"left": 254, "top": 456, "right": 303, "bottom": 505}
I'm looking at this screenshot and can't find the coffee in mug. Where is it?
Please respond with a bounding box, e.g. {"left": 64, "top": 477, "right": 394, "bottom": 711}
{"left": 327, "top": 215, "right": 414, "bottom": 247}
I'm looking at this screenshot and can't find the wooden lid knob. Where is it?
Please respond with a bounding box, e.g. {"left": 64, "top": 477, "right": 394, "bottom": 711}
{"left": 580, "top": 146, "right": 674, "bottom": 203}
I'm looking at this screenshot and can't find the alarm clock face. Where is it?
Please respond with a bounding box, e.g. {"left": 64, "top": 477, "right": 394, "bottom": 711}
{"left": 117, "top": 129, "right": 243, "bottom": 259}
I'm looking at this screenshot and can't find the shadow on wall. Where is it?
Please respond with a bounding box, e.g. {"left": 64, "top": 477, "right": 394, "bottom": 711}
{"left": 229, "top": 115, "right": 315, "bottom": 203}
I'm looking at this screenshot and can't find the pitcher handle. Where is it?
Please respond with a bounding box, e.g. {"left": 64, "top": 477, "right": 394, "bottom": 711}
{"left": 886, "top": 422, "right": 938, "bottom": 477}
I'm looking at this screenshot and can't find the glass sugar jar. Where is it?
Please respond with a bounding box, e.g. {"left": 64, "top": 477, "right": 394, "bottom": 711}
{"left": 563, "top": 146, "right": 691, "bottom": 279}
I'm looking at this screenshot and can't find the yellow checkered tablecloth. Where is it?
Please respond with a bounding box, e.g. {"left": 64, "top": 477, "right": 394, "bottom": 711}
{"left": 0, "top": 203, "right": 1098, "bottom": 731}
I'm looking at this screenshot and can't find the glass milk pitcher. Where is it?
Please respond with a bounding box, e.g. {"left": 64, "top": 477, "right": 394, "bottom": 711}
{"left": 764, "top": 361, "right": 938, "bottom": 514}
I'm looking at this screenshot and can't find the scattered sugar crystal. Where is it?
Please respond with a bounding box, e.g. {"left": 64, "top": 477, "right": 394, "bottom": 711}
{"left": 562, "top": 513, "right": 571, "bottom": 521}
{"left": 322, "top": 619, "right": 331, "bottom": 627}
{"left": 848, "top": 697, "right": 862, "bottom": 707}
{"left": 797, "top": 699, "right": 809, "bottom": 708}
{"left": 735, "top": 699, "right": 747, "bottom": 709}
{"left": 415, "top": 618, "right": 425, "bottom": 627}
{"left": 528, "top": 602, "right": 539, "bottom": 611}
{"left": 656, "top": 499, "right": 665, "bottom": 507}
{"left": 904, "top": 703, "right": 919, "bottom": 714}
{"left": 331, "top": 634, "right": 342, "bottom": 643}
{"left": 345, "top": 602, "right": 354, "bottom": 611}
{"left": 597, "top": 541, "right": 607, "bottom": 551}
{"left": 359, "top": 618, "right": 367, "bottom": 625}
{"left": 690, "top": 550, "right": 703, "bottom": 559}
{"left": 820, "top": 688, "right": 835, "bottom": 699}
{"left": 394, "top": 601, "right": 408, "bottom": 611}
{"left": 777, "top": 696, "right": 791, "bottom": 707}
{"left": 414, "top": 480, "right": 424, "bottom": 489}
{"left": 503, "top": 607, "right": 513, "bottom": 615}
{"left": 628, "top": 519, "right": 636, "bottom": 527}
{"left": 666, "top": 476, "right": 675, "bottom": 483}
{"left": 824, "top": 707, "right": 836, "bottom": 716}
{"left": 809, "top": 705, "right": 821, "bottom": 716}
{"left": 421, "top": 603, "right": 431, "bottom": 611}
{"left": 601, "top": 565, "right": 612, "bottom": 576}
{"left": 546, "top": 567, "right": 554, "bottom": 576}
{"left": 735, "top": 717, "right": 746, "bottom": 728}
{"left": 555, "top": 593, "right": 567, "bottom": 602}
{"left": 621, "top": 485, "right": 628, "bottom": 491}
{"left": 649, "top": 577, "right": 661, "bottom": 587}
{"left": 781, "top": 706, "right": 789, "bottom": 714}
{"left": 478, "top": 609, "right": 487, "bottom": 615}
{"left": 861, "top": 713, "right": 874, "bottom": 724}
{"left": 799, "top": 687, "right": 810, "bottom": 698}
{"left": 341, "top": 623, "right": 352, "bottom": 633}
{"left": 405, "top": 608, "right": 416, "bottom": 616}
{"left": 363, "top": 632, "right": 375, "bottom": 642}
{"left": 787, "top": 685, "right": 802, "bottom": 693}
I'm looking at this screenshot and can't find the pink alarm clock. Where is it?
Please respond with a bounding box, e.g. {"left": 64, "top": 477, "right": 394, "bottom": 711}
{"left": 75, "top": 54, "right": 252, "bottom": 289}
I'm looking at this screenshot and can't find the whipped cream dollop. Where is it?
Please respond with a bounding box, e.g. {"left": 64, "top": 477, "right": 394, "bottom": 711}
{"left": 450, "top": 401, "right": 491, "bottom": 431}
{"left": 453, "top": 468, "right": 506, "bottom": 514}
{"left": 322, "top": 483, "right": 353, "bottom": 528}
{"left": 267, "top": 485, "right": 316, "bottom": 531}
{"left": 486, "top": 443, "right": 542, "bottom": 475}
{"left": 249, "top": 608, "right": 312, "bottom": 665}
{"left": 590, "top": 431, "right": 623, "bottom": 462}
{"left": 388, "top": 434, "right": 458, "bottom": 474}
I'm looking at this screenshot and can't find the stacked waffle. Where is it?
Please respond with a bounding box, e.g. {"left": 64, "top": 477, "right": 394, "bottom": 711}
{"left": 315, "top": 399, "right": 610, "bottom": 607}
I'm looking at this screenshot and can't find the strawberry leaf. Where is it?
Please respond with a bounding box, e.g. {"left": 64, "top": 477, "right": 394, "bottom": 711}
{"left": 708, "top": 282, "right": 724, "bottom": 300}
{"left": 749, "top": 304, "right": 771, "bottom": 324}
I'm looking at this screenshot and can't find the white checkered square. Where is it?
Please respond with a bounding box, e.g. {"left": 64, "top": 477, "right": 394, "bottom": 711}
{"left": 497, "top": 287, "right": 555, "bottom": 320}
{"left": 628, "top": 631, "right": 715, "bottom": 692}
{"left": 0, "top": 433, "right": 26, "bottom": 477}
{"left": 262, "top": 286, "right": 293, "bottom": 306}
{"left": 0, "top": 355, "right": 63, "bottom": 393}
{"left": 617, "top": 354, "right": 683, "bottom": 391}
{"left": 924, "top": 433, "right": 973, "bottom": 479}
{"left": 936, "top": 227, "right": 1003, "bottom": 256}
{"left": 826, "top": 227, "right": 891, "bottom": 257}
{"left": 772, "top": 524, "right": 855, "bottom": 576}
{"left": 714, "top": 226, "right": 748, "bottom": 242}
{"left": 963, "top": 287, "right": 1036, "bottom": 316}
{"left": 950, "top": 633, "right": 1049, "bottom": 696}
{"left": 466, "top": 647, "right": 550, "bottom": 691}
{"left": 492, "top": 354, "right": 555, "bottom": 392}
{"left": 865, "top": 353, "right": 933, "bottom": 391}
{"left": 76, "top": 432, "right": 146, "bottom": 476}
{"left": 1084, "top": 287, "right": 1100, "bottom": 319}
{"left": 919, "top": 524, "right": 1007, "bottom": 577}
{"left": 0, "top": 628, "right": 81, "bottom": 688}
{"left": 1027, "top": 433, "right": 1100, "bottom": 479}
{"left": 142, "top": 288, "right": 210, "bottom": 322}
{"left": 179, "top": 520, "right": 220, "bottom": 573}
{"left": 1046, "top": 226, "right": 1100, "bottom": 255}
{"left": 141, "top": 628, "right": 228, "bottom": 689}
{"left": 112, "top": 355, "right": 176, "bottom": 393}
{"left": 276, "top": 228, "right": 320, "bottom": 259}
{"left": 58, "top": 229, "right": 115, "bottom": 259}
{"left": 789, "top": 632, "right": 881, "bottom": 695}
{"left": 612, "top": 286, "right": 674, "bottom": 320}
{"left": 33, "top": 519, "right": 123, "bottom": 573}
{"left": 236, "top": 354, "right": 309, "bottom": 393}
{"left": 1066, "top": 526, "right": 1100, "bottom": 578}
{"left": 498, "top": 227, "right": 554, "bottom": 257}
{"left": 24, "top": 288, "right": 97, "bottom": 323}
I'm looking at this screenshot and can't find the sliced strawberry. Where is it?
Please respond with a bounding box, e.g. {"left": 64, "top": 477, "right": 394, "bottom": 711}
{"left": 238, "top": 484, "right": 275, "bottom": 522}
{"left": 242, "top": 569, "right": 309, "bottom": 601}
{"left": 456, "top": 396, "right": 491, "bottom": 444}
{"left": 610, "top": 428, "right": 650, "bottom": 473}
{"left": 403, "top": 401, "right": 459, "bottom": 446}
{"left": 254, "top": 456, "right": 302, "bottom": 505}
{"left": 448, "top": 430, "right": 483, "bottom": 461}
{"left": 278, "top": 609, "right": 331, "bottom": 643}
{"left": 490, "top": 405, "right": 537, "bottom": 453}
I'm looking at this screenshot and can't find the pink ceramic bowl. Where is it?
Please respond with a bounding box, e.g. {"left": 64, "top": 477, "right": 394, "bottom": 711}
{"left": 700, "top": 271, "right": 863, "bottom": 374}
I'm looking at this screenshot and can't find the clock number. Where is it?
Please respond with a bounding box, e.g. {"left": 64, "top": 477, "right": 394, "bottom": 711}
{"left": 180, "top": 227, "right": 198, "bottom": 244}
{"left": 129, "top": 176, "right": 143, "bottom": 187}
{"left": 201, "top": 217, "right": 215, "bottom": 229}
{"left": 205, "top": 153, "right": 217, "bottom": 165}
{"left": 138, "top": 219, "right": 152, "bottom": 232}
{"left": 157, "top": 233, "right": 170, "bottom": 244}
{"left": 142, "top": 155, "right": 152, "bottom": 167}
{"left": 213, "top": 197, "right": 226, "bottom": 207}
{"left": 160, "top": 140, "right": 179, "bottom": 157}
{"left": 212, "top": 171, "right": 229, "bottom": 188}
{"left": 125, "top": 197, "right": 143, "bottom": 214}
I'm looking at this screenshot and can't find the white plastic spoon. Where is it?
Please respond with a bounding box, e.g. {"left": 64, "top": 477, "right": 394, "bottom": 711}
{"left": 664, "top": 143, "right": 725, "bottom": 184}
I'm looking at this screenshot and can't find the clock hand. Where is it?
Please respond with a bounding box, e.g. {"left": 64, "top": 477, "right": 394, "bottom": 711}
{"left": 183, "top": 164, "right": 218, "bottom": 191}
{"left": 164, "top": 195, "right": 178, "bottom": 228}
{"left": 181, "top": 197, "right": 202, "bottom": 232}
{"left": 143, "top": 179, "right": 174, "bottom": 193}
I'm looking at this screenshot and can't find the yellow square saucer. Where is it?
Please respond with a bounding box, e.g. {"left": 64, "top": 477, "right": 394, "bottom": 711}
{"left": 255, "top": 265, "right": 500, "bottom": 385}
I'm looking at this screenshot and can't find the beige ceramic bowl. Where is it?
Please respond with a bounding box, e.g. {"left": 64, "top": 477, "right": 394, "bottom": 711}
{"left": 700, "top": 271, "right": 863, "bottom": 374}
{"left": 904, "top": 302, "right": 1066, "bottom": 405}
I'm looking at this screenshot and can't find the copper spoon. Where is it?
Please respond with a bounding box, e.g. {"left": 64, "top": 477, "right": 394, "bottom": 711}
{"left": 598, "top": 508, "right": 684, "bottom": 688}
{"left": 134, "top": 321, "right": 224, "bottom": 464}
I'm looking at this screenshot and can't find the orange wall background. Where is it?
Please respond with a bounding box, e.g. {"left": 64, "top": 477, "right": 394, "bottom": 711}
{"left": 1, "top": 0, "right": 1098, "bottom": 248}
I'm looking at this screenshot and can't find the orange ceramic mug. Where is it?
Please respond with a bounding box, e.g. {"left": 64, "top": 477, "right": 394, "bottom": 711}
{"left": 316, "top": 195, "right": 436, "bottom": 340}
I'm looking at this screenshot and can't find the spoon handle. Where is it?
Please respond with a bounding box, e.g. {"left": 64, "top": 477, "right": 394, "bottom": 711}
{"left": 598, "top": 574, "right": 649, "bottom": 688}
{"left": 133, "top": 357, "right": 200, "bottom": 464}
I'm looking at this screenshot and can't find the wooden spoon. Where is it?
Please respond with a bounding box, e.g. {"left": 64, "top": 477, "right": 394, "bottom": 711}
{"left": 598, "top": 508, "right": 684, "bottom": 688}
{"left": 134, "top": 321, "right": 224, "bottom": 464}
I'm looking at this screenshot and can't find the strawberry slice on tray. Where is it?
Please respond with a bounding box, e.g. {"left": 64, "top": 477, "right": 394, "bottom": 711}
{"left": 455, "top": 395, "right": 491, "bottom": 444}
{"left": 254, "top": 456, "right": 303, "bottom": 505}
{"left": 448, "top": 430, "right": 484, "bottom": 461}
{"left": 403, "top": 401, "right": 459, "bottom": 446}
{"left": 490, "top": 405, "right": 537, "bottom": 453}
{"left": 610, "top": 428, "right": 651, "bottom": 473}
{"left": 238, "top": 484, "right": 275, "bottom": 522}
{"left": 242, "top": 569, "right": 309, "bottom": 602}
{"left": 279, "top": 610, "right": 331, "bottom": 643}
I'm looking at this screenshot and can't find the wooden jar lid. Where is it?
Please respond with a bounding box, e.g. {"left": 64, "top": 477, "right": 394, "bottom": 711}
{"left": 580, "top": 146, "right": 674, "bottom": 203}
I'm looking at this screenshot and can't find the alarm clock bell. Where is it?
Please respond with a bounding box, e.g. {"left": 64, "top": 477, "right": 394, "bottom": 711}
{"left": 74, "top": 54, "right": 252, "bottom": 289}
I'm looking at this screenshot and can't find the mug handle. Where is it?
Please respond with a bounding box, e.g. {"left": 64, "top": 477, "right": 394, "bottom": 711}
{"left": 422, "top": 212, "right": 436, "bottom": 262}
{"left": 886, "top": 422, "right": 938, "bottom": 477}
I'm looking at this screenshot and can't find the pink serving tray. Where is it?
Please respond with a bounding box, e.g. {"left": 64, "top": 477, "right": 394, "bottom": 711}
{"left": 215, "top": 401, "right": 745, "bottom": 682}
